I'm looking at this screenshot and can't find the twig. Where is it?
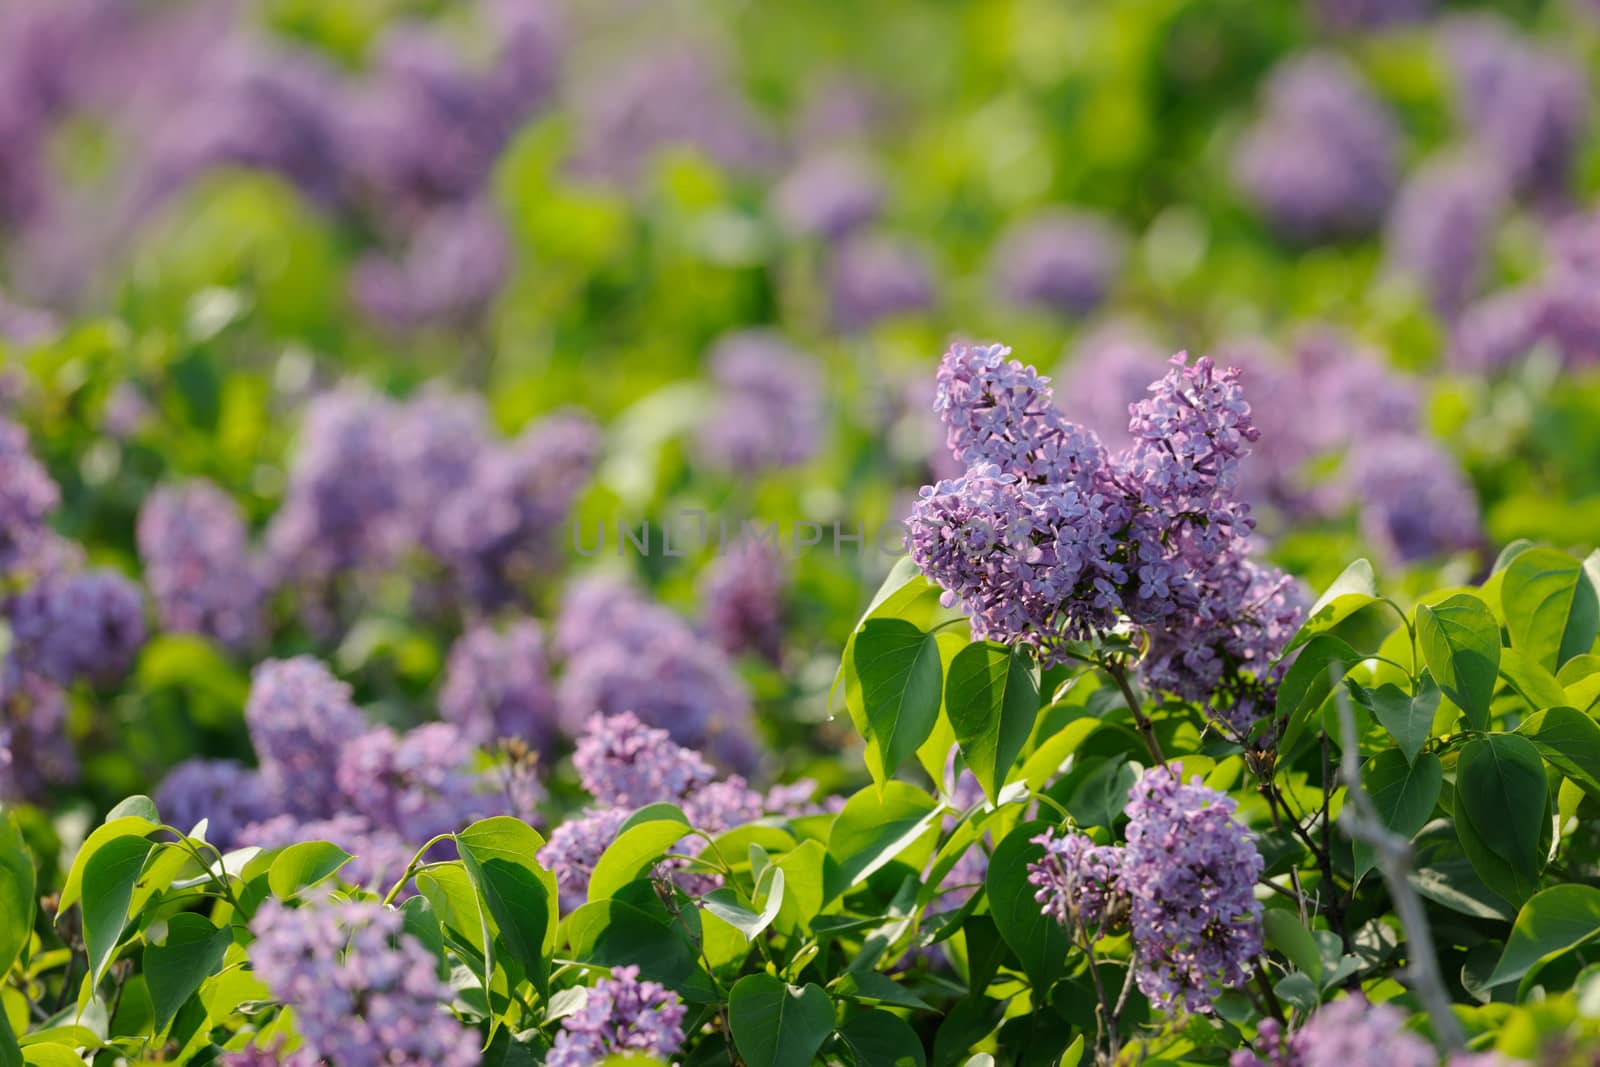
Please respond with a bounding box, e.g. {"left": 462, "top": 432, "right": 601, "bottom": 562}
{"left": 1103, "top": 661, "right": 1167, "bottom": 765}
{"left": 1252, "top": 957, "right": 1287, "bottom": 1025}
{"left": 1332, "top": 682, "right": 1464, "bottom": 1053}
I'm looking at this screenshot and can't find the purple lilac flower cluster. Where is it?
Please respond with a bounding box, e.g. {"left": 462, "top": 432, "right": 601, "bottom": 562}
{"left": 990, "top": 210, "right": 1126, "bottom": 318}
{"left": 1027, "top": 829, "right": 1128, "bottom": 936}
{"left": 772, "top": 152, "right": 885, "bottom": 241}
{"left": 1383, "top": 154, "right": 1505, "bottom": 319}
{"left": 540, "top": 712, "right": 812, "bottom": 909}
{"left": 6, "top": 568, "right": 145, "bottom": 687}
{"left": 569, "top": 44, "right": 779, "bottom": 187}
{"left": 0, "top": 659, "right": 74, "bottom": 802}
{"left": 1234, "top": 54, "right": 1399, "bottom": 241}
{"left": 0, "top": 416, "right": 61, "bottom": 576}
{"left": 1454, "top": 208, "right": 1600, "bottom": 374}
{"left": 351, "top": 199, "right": 511, "bottom": 333}
{"left": 556, "top": 575, "right": 756, "bottom": 768}
{"left": 698, "top": 539, "right": 788, "bottom": 664}
{"left": 243, "top": 657, "right": 369, "bottom": 819}
{"left": 1442, "top": 16, "right": 1589, "bottom": 203}
{"left": 547, "top": 964, "right": 687, "bottom": 1067}
{"left": 247, "top": 896, "right": 482, "bottom": 1067}
{"left": 1124, "top": 764, "right": 1264, "bottom": 1014}
{"left": 695, "top": 331, "right": 825, "bottom": 474}
{"left": 829, "top": 234, "right": 937, "bottom": 332}
{"left": 155, "top": 759, "right": 273, "bottom": 847}
{"left": 265, "top": 385, "right": 598, "bottom": 617}
{"left": 909, "top": 342, "right": 1304, "bottom": 730}
{"left": 1230, "top": 996, "right": 1436, "bottom": 1067}
{"left": 137, "top": 480, "right": 264, "bottom": 651}
{"left": 439, "top": 620, "right": 559, "bottom": 754}
{"left": 1028, "top": 765, "right": 1264, "bottom": 1014}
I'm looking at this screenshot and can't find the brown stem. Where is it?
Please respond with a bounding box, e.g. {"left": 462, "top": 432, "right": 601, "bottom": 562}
{"left": 1104, "top": 661, "right": 1166, "bottom": 765}
{"left": 1253, "top": 957, "right": 1287, "bottom": 1025}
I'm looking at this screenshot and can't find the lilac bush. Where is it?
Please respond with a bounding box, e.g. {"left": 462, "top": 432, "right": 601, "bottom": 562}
{"left": 137, "top": 480, "right": 264, "bottom": 650}
{"left": 695, "top": 331, "right": 824, "bottom": 474}
{"left": 243, "top": 656, "right": 368, "bottom": 819}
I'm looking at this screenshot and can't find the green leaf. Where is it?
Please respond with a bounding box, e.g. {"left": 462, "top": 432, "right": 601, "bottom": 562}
{"left": 266, "top": 841, "right": 353, "bottom": 899}
{"left": 1501, "top": 548, "right": 1599, "bottom": 673}
{"left": 1277, "top": 634, "right": 1360, "bottom": 752}
{"left": 0, "top": 815, "right": 35, "bottom": 977}
{"left": 1498, "top": 648, "right": 1569, "bottom": 710}
{"left": 985, "top": 820, "right": 1072, "bottom": 989}
{"left": 1349, "top": 674, "right": 1440, "bottom": 765}
{"left": 456, "top": 817, "right": 558, "bottom": 998}
{"left": 703, "top": 866, "right": 784, "bottom": 941}
{"left": 1454, "top": 734, "right": 1549, "bottom": 907}
{"left": 1516, "top": 706, "right": 1600, "bottom": 799}
{"left": 1353, "top": 751, "right": 1442, "bottom": 882}
{"left": 826, "top": 783, "right": 941, "bottom": 896}
{"left": 57, "top": 816, "right": 160, "bottom": 918}
{"left": 728, "top": 974, "right": 834, "bottom": 1067}
{"left": 771, "top": 841, "right": 826, "bottom": 937}
{"left": 21, "top": 1048, "right": 84, "bottom": 1067}
{"left": 1287, "top": 559, "right": 1379, "bottom": 652}
{"left": 835, "top": 1009, "right": 927, "bottom": 1067}
{"left": 567, "top": 896, "right": 716, "bottom": 1003}
{"left": 81, "top": 835, "right": 156, "bottom": 992}
{"left": 1487, "top": 885, "right": 1600, "bottom": 989}
{"left": 106, "top": 796, "right": 159, "bottom": 823}
{"left": 1262, "top": 910, "right": 1322, "bottom": 982}
{"left": 1417, "top": 595, "right": 1502, "bottom": 730}
{"left": 144, "top": 913, "right": 230, "bottom": 1030}
{"left": 944, "top": 642, "right": 1041, "bottom": 804}
{"left": 855, "top": 619, "right": 946, "bottom": 783}
{"left": 588, "top": 810, "right": 690, "bottom": 903}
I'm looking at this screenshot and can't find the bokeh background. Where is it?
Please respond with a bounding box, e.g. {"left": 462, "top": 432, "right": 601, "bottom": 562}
{"left": 2, "top": 0, "right": 1599, "bottom": 848}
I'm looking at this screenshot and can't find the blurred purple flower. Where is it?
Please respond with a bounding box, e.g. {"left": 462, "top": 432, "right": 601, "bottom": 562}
{"left": 1054, "top": 322, "right": 1170, "bottom": 449}
{"left": 0, "top": 661, "right": 74, "bottom": 802}
{"left": 830, "top": 234, "right": 936, "bottom": 331}
{"left": 1346, "top": 435, "right": 1481, "bottom": 563}
{"left": 240, "top": 812, "right": 414, "bottom": 892}
{"left": 247, "top": 896, "right": 481, "bottom": 1067}
{"left": 991, "top": 210, "right": 1126, "bottom": 318}
{"left": 7, "top": 568, "right": 146, "bottom": 686}
{"left": 1235, "top": 53, "right": 1399, "bottom": 241}
{"left": 698, "top": 540, "right": 787, "bottom": 663}
{"left": 0, "top": 416, "right": 60, "bottom": 576}
{"left": 1384, "top": 153, "right": 1505, "bottom": 318}
{"left": 573, "top": 711, "right": 715, "bottom": 811}
{"left": 351, "top": 199, "right": 511, "bottom": 332}
{"left": 244, "top": 657, "right": 368, "bottom": 819}
{"left": 1443, "top": 16, "right": 1589, "bottom": 202}
{"left": 137, "top": 480, "right": 264, "bottom": 651}
{"left": 440, "top": 620, "right": 559, "bottom": 753}
{"left": 771, "top": 152, "right": 884, "bottom": 241}
{"left": 538, "top": 805, "right": 630, "bottom": 910}
{"left": 695, "top": 331, "right": 824, "bottom": 474}
{"left": 155, "top": 758, "right": 273, "bottom": 849}
{"left": 1232, "top": 995, "right": 1435, "bottom": 1067}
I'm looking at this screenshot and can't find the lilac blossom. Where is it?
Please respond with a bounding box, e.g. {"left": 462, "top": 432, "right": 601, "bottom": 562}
{"left": 0, "top": 290, "right": 61, "bottom": 347}
{"left": 1123, "top": 764, "right": 1264, "bottom": 1015}
{"left": 570, "top": 44, "right": 779, "bottom": 187}
{"left": 264, "top": 385, "right": 406, "bottom": 584}
{"left": 1312, "top": 0, "right": 1433, "bottom": 31}
{"left": 910, "top": 343, "right": 1302, "bottom": 732}
{"left": 439, "top": 621, "right": 559, "bottom": 753}
{"left": 539, "top": 806, "right": 631, "bottom": 910}
{"left": 244, "top": 657, "right": 368, "bottom": 819}
{"left": 351, "top": 199, "right": 511, "bottom": 332}
{"left": 247, "top": 896, "right": 481, "bottom": 1067}
{"left": 695, "top": 331, "right": 824, "bottom": 474}
{"left": 1230, "top": 995, "right": 1436, "bottom": 1067}
{"left": 573, "top": 711, "right": 715, "bottom": 811}
{"left": 336, "top": 722, "right": 535, "bottom": 842}
{"left": 1443, "top": 16, "right": 1589, "bottom": 202}
{"left": 1384, "top": 154, "right": 1505, "bottom": 318}
{"left": 155, "top": 759, "right": 273, "bottom": 849}
{"left": 0, "top": 662, "right": 74, "bottom": 802}
{"left": 991, "top": 210, "right": 1126, "bottom": 318}
{"left": 1234, "top": 53, "right": 1399, "bottom": 241}
{"left": 547, "top": 964, "right": 687, "bottom": 1067}
{"left": 391, "top": 386, "right": 491, "bottom": 556}
{"left": 698, "top": 540, "right": 787, "bottom": 663}
{"left": 7, "top": 568, "right": 146, "bottom": 686}
{"left": 830, "top": 234, "right": 937, "bottom": 331}
{"left": 137, "top": 480, "right": 264, "bottom": 651}
{"left": 1346, "top": 436, "right": 1481, "bottom": 563}
{"left": 433, "top": 411, "right": 601, "bottom": 609}
{"left": 1028, "top": 829, "right": 1128, "bottom": 936}
{"left": 771, "top": 152, "right": 884, "bottom": 241}
{"left": 0, "top": 416, "right": 59, "bottom": 576}
{"left": 556, "top": 576, "right": 756, "bottom": 769}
